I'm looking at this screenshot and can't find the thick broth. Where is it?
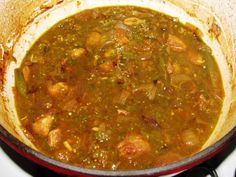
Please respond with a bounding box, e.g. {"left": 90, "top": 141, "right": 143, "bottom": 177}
{"left": 14, "top": 6, "right": 224, "bottom": 170}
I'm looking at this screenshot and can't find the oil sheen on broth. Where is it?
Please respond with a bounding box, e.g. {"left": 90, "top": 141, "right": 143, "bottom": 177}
{"left": 14, "top": 6, "right": 224, "bottom": 170}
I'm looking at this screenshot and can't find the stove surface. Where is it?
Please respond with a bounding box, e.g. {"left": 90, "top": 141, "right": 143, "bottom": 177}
{"left": 0, "top": 140, "right": 235, "bottom": 177}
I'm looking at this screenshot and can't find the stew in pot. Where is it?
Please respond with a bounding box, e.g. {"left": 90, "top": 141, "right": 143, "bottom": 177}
{"left": 14, "top": 6, "right": 224, "bottom": 170}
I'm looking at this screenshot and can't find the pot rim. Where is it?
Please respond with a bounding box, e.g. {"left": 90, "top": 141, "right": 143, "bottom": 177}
{"left": 0, "top": 125, "right": 235, "bottom": 176}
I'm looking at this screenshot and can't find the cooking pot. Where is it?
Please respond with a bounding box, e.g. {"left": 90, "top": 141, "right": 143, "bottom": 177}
{"left": 0, "top": 0, "right": 235, "bottom": 176}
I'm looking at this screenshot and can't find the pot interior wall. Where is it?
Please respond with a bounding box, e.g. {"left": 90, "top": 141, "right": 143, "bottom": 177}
{"left": 0, "top": 0, "right": 235, "bottom": 156}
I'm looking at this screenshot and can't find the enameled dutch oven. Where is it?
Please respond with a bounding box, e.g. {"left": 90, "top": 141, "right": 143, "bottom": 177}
{"left": 0, "top": 0, "right": 235, "bottom": 176}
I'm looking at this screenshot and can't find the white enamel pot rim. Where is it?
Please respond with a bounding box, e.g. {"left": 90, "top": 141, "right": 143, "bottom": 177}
{"left": 0, "top": 0, "right": 235, "bottom": 176}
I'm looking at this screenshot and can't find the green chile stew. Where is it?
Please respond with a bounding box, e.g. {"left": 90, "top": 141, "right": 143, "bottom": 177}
{"left": 14, "top": 6, "right": 224, "bottom": 170}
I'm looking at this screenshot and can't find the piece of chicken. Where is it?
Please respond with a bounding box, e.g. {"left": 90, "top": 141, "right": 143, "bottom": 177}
{"left": 32, "top": 113, "right": 54, "bottom": 137}
{"left": 117, "top": 134, "right": 151, "bottom": 159}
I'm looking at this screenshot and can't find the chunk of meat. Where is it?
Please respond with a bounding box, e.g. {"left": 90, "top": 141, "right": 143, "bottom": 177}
{"left": 167, "top": 34, "right": 186, "bottom": 52}
{"left": 22, "top": 66, "right": 30, "bottom": 82}
{"left": 62, "top": 98, "right": 80, "bottom": 113}
{"left": 48, "top": 82, "right": 69, "bottom": 97}
{"left": 188, "top": 50, "right": 205, "bottom": 65}
{"left": 114, "top": 28, "right": 129, "bottom": 45}
{"left": 48, "top": 128, "right": 62, "bottom": 148}
{"left": 32, "top": 114, "right": 54, "bottom": 137}
{"left": 71, "top": 48, "right": 86, "bottom": 59}
{"left": 99, "top": 62, "right": 113, "bottom": 72}
{"left": 155, "top": 152, "right": 182, "bottom": 166}
{"left": 117, "top": 134, "right": 151, "bottom": 159}
{"left": 86, "top": 31, "right": 102, "bottom": 46}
